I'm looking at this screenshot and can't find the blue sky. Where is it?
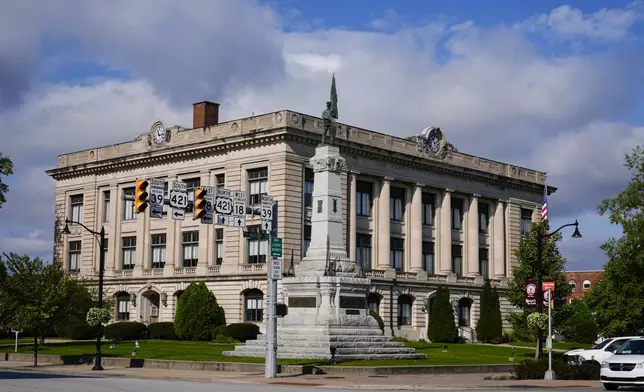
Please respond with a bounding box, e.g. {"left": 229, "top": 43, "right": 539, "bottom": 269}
{"left": 0, "top": 0, "right": 642, "bottom": 271}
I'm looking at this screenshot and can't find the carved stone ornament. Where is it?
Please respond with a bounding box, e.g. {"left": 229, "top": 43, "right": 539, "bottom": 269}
{"left": 146, "top": 120, "right": 171, "bottom": 148}
{"left": 415, "top": 126, "right": 456, "bottom": 160}
{"left": 310, "top": 155, "right": 347, "bottom": 173}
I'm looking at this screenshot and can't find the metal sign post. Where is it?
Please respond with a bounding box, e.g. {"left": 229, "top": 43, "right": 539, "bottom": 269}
{"left": 11, "top": 329, "right": 21, "bottom": 353}
{"left": 264, "top": 201, "right": 279, "bottom": 379}
{"left": 544, "top": 287, "right": 556, "bottom": 380}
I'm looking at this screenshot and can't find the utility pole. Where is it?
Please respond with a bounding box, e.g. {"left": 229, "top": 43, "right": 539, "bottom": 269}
{"left": 264, "top": 201, "right": 279, "bottom": 379}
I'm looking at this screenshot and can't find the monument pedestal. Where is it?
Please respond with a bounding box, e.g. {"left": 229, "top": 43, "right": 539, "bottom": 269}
{"left": 223, "top": 145, "right": 425, "bottom": 361}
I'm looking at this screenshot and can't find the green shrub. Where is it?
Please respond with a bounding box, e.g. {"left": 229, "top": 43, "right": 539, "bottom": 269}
{"left": 427, "top": 286, "right": 459, "bottom": 343}
{"left": 222, "top": 323, "right": 260, "bottom": 342}
{"left": 512, "top": 359, "right": 600, "bottom": 380}
{"left": 104, "top": 322, "right": 147, "bottom": 341}
{"left": 369, "top": 310, "right": 384, "bottom": 332}
{"left": 392, "top": 336, "right": 408, "bottom": 342}
{"left": 211, "top": 325, "right": 226, "bottom": 341}
{"left": 213, "top": 335, "right": 237, "bottom": 344}
{"left": 55, "top": 321, "right": 101, "bottom": 340}
{"left": 147, "top": 322, "right": 178, "bottom": 340}
{"left": 174, "top": 282, "right": 226, "bottom": 341}
{"left": 476, "top": 279, "right": 503, "bottom": 343}
{"left": 561, "top": 300, "right": 598, "bottom": 344}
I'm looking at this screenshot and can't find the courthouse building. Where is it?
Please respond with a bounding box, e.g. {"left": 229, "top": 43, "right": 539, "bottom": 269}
{"left": 46, "top": 101, "right": 551, "bottom": 341}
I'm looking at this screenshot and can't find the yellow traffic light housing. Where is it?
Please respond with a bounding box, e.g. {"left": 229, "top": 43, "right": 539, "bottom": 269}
{"left": 135, "top": 179, "right": 149, "bottom": 213}
{"left": 193, "top": 188, "right": 207, "bottom": 219}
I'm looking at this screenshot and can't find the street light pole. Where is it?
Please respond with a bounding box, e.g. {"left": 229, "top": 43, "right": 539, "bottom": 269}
{"left": 62, "top": 219, "right": 105, "bottom": 371}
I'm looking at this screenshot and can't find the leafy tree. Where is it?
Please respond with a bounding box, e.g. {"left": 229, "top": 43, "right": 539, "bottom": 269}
{"left": 174, "top": 281, "right": 226, "bottom": 341}
{"left": 586, "top": 147, "right": 644, "bottom": 337}
{"left": 427, "top": 286, "right": 458, "bottom": 343}
{"left": 477, "top": 280, "right": 504, "bottom": 343}
{"left": 560, "top": 299, "right": 598, "bottom": 344}
{"left": 0, "top": 153, "right": 12, "bottom": 209}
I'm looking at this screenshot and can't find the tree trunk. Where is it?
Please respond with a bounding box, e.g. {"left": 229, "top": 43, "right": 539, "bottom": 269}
{"left": 33, "top": 337, "right": 38, "bottom": 367}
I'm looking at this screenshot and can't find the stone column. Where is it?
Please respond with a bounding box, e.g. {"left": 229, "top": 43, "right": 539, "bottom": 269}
{"left": 439, "top": 189, "right": 452, "bottom": 274}
{"left": 377, "top": 178, "right": 392, "bottom": 269}
{"left": 410, "top": 184, "right": 423, "bottom": 272}
{"left": 467, "top": 194, "right": 480, "bottom": 277}
{"left": 349, "top": 172, "right": 357, "bottom": 263}
{"left": 493, "top": 200, "right": 506, "bottom": 278}
{"left": 371, "top": 180, "right": 380, "bottom": 269}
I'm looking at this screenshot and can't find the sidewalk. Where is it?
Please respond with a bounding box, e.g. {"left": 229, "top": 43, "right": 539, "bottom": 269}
{"left": 0, "top": 361, "right": 601, "bottom": 389}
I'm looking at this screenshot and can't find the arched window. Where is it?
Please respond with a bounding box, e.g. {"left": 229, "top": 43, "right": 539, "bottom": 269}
{"left": 569, "top": 280, "right": 577, "bottom": 291}
{"left": 116, "top": 292, "right": 130, "bottom": 321}
{"left": 367, "top": 293, "right": 380, "bottom": 313}
{"left": 458, "top": 298, "right": 472, "bottom": 327}
{"left": 583, "top": 280, "right": 591, "bottom": 290}
{"left": 397, "top": 295, "right": 413, "bottom": 326}
{"left": 245, "top": 289, "right": 264, "bottom": 322}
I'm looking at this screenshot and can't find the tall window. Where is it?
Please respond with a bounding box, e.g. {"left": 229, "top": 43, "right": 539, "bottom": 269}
{"left": 103, "top": 238, "right": 109, "bottom": 265}
{"left": 247, "top": 225, "right": 267, "bottom": 264}
{"left": 68, "top": 240, "right": 81, "bottom": 271}
{"left": 103, "top": 191, "right": 110, "bottom": 223}
{"left": 397, "top": 295, "right": 413, "bottom": 326}
{"left": 215, "top": 229, "right": 224, "bottom": 265}
{"left": 458, "top": 298, "right": 471, "bottom": 327}
{"left": 452, "top": 198, "right": 464, "bottom": 230}
{"left": 367, "top": 293, "right": 380, "bottom": 313}
{"left": 248, "top": 167, "right": 268, "bottom": 205}
{"left": 184, "top": 178, "right": 200, "bottom": 213}
{"left": 304, "top": 168, "right": 314, "bottom": 207}
{"left": 390, "top": 187, "right": 405, "bottom": 221}
{"left": 116, "top": 293, "right": 130, "bottom": 321}
{"left": 422, "top": 241, "right": 434, "bottom": 273}
{"left": 121, "top": 236, "right": 136, "bottom": 270}
{"left": 302, "top": 225, "right": 311, "bottom": 257}
{"left": 479, "top": 248, "right": 489, "bottom": 278}
{"left": 452, "top": 245, "right": 462, "bottom": 277}
{"left": 390, "top": 237, "right": 404, "bottom": 271}
{"left": 215, "top": 174, "right": 225, "bottom": 188}
{"left": 478, "top": 202, "right": 489, "bottom": 234}
{"left": 182, "top": 231, "right": 199, "bottom": 267}
{"left": 356, "top": 181, "right": 372, "bottom": 217}
{"left": 123, "top": 188, "right": 135, "bottom": 220}
{"left": 70, "top": 195, "right": 83, "bottom": 224}
{"left": 151, "top": 234, "right": 166, "bottom": 269}
{"left": 245, "top": 289, "right": 264, "bottom": 322}
{"left": 356, "top": 233, "right": 372, "bottom": 271}
{"left": 520, "top": 208, "right": 533, "bottom": 237}
{"left": 422, "top": 193, "right": 435, "bottom": 226}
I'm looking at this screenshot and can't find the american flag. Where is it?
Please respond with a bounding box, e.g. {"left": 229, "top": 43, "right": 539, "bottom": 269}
{"left": 541, "top": 181, "right": 548, "bottom": 221}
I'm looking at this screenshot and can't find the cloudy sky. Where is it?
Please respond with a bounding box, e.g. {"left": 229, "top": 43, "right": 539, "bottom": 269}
{"left": 0, "top": 0, "right": 642, "bottom": 270}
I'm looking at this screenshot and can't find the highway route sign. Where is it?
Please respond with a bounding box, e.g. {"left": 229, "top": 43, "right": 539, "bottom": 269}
{"left": 149, "top": 179, "right": 165, "bottom": 207}
{"left": 261, "top": 202, "right": 273, "bottom": 221}
{"left": 232, "top": 216, "right": 245, "bottom": 227}
{"left": 169, "top": 190, "right": 188, "bottom": 209}
{"left": 172, "top": 209, "right": 185, "bottom": 221}
{"left": 150, "top": 205, "right": 163, "bottom": 219}
{"left": 262, "top": 219, "right": 273, "bottom": 232}
{"left": 215, "top": 188, "right": 232, "bottom": 215}
{"left": 216, "top": 214, "right": 230, "bottom": 226}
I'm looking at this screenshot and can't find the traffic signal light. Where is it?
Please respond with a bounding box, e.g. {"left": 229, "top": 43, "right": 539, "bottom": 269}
{"left": 135, "top": 179, "right": 149, "bottom": 213}
{"left": 193, "top": 188, "right": 207, "bottom": 219}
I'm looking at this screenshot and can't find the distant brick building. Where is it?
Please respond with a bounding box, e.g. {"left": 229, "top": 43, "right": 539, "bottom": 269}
{"left": 564, "top": 270, "right": 604, "bottom": 302}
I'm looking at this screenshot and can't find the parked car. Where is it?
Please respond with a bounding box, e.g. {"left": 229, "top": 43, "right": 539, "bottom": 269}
{"left": 564, "top": 336, "right": 641, "bottom": 364}
{"left": 600, "top": 337, "right": 644, "bottom": 390}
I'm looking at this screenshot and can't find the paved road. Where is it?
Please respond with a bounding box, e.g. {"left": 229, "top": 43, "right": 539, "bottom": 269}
{"left": 0, "top": 369, "right": 604, "bottom": 392}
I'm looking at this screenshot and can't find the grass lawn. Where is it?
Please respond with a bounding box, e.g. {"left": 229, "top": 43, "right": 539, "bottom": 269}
{"left": 510, "top": 341, "right": 593, "bottom": 351}
{"left": 1, "top": 339, "right": 544, "bottom": 367}
{"left": 0, "top": 338, "right": 32, "bottom": 346}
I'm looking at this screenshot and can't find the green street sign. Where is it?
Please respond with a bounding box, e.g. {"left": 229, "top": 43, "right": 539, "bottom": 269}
{"left": 271, "top": 237, "right": 283, "bottom": 258}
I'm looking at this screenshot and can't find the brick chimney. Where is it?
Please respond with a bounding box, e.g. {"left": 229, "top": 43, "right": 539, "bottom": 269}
{"left": 192, "top": 101, "right": 220, "bottom": 129}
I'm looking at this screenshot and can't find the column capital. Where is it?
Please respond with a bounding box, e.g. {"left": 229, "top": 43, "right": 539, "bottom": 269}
{"left": 445, "top": 188, "right": 454, "bottom": 193}
{"left": 472, "top": 193, "right": 481, "bottom": 198}
{"left": 349, "top": 170, "right": 361, "bottom": 176}
{"left": 415, "top": 183, "right": 425, "bottom": 189}
{"left": 383, "top": 177, "right": 394, "bottom": 183}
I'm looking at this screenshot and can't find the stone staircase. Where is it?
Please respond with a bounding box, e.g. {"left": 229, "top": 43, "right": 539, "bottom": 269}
{"left": 222, "top": 326, "right": 427, "bottom": 361}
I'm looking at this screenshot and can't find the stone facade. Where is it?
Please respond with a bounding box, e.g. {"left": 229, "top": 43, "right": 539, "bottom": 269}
{"left": 564, "top": 270, "right": 604, "bottom": 302}
{"left": 46, "top": 101, "right": 553, "bottom": 341}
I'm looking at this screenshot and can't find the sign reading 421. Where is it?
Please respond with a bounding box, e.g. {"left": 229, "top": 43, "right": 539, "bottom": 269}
{"left": 215, "top": 196, "right": 232, "bottom": 215}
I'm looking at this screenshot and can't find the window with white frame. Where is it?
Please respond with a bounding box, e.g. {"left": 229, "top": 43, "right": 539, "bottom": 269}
{"left": 356, "top": 233, "right": 371, "bottom": 271}
{"left": 182, "top": 231, "right": 199, "bottom": 267}
{"left": 247, "top": 225, "right": 267, "bottom": 264}
{"left": 452, "top": 198, "right": 464, "bottom": 230}
{"left": 151, "top": 233, "right": 166, "bottom": 269}
{"left": 397, "top": 295, "right": 413, "bottom": 326}
{"left": 479, "top": 248, "right": 489, "bottom": 278}
{"left": 304, "top": 168, "right": 314, "bottom": 208}
{"left": 70, "top": 195, "right": 83, "bottom": 224}
{"left": 390, "top": 186, "right": 405, "bottom": 221}
{"left": 302, "top": 224, "right": 311, "bottom": 257}
{"left": 356, "top": 181, "right": 372, "bottom": 217}
{"left": 478, "top": 202, "right": 489, "bottom": 234}
{"left": 103, "top": 191, "right": 110, "bottom": 223}
{"left": 452, "top": 244, "right": 463, "bottom": 277}
{"left": 68, "top": 240, "right": 81, "bottom": 271}
{"left": 248, "top": 167, "right": 268, "bottom": 205}
{"left": 215, "top": 173, "right": 225, "bottom": 188}
{"left": 215, "top": 229, "right": 224, "bottom": 265}
{"left": 103, "top": 238, "right": 108, "bottom": 265}
{"left": 422, "top": 241, "right": 434, "bottom": 273}
{"left": 583, "top": 280, "right": 591, "bottom": 290}
{"left": 121, "top": 236, "right": 136, "bottom": 270}
{"left": 184, "top": 178, "right": 200, "bottom": 212}
{"left": 245, "top": 289, "right": 264, "bottom": 322}
{"left": 422, "top": 192, "right": 435, "bottom": 226}
{"left": 123, "top": 188, "right": 135, "bottom": 220}
{"left": 116, "top": 293, "right": 130, "bottom": 321}
{"left": 390, "top": 237, "right": 404, "bottom": 271}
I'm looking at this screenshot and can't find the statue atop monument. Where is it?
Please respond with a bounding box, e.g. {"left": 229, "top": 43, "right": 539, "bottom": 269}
{"left": 320, "top": 74, "right": 339, "bottom": 146}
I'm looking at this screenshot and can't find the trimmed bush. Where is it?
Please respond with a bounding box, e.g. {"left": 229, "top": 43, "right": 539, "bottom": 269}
{"left": 513, "top": 359, "right": 600, "bottom": 380}
{"left": 147, "top": 322, "right": 178, "bottom": 340}
{"left": 211, "top": 325, "right": 226, "bottom": 341}
{"left": 561, "top": 300, "right": 598, "bottom": 344}
{"left": 55, "top": 321, "right": 101, "bottom": 340}
{"left": 369, "top": 310, "right": 384, "bottom": 332}
{"left": 222, "top": 323, "right": 260, "bottom": 342}
{"left": 476, "top": 280, "right": 503, "bottom": 343}
{"left": 104, "top": 322, "right": 147, "bottom": 341}
{"left": 175, "top": 282, "right": 226, "bottom": 341}
{"left": 427, "top": 286, "right": 459, "bottom": 343}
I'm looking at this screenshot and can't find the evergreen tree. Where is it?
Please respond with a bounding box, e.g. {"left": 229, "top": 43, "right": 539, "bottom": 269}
{"left": 174, "top": 281, "right": 226, "bottom": 341}
{"left": 0, "top": 153, "right": 12, "bottom": 209}
{"left": 490, "top": 286, "right": 503, "bottom": 341}
{"left": 427, "top": 286, "right": 459, "bottom": 343}
{"left": 476, "top": 279, "right": 502, "bottom": 343}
